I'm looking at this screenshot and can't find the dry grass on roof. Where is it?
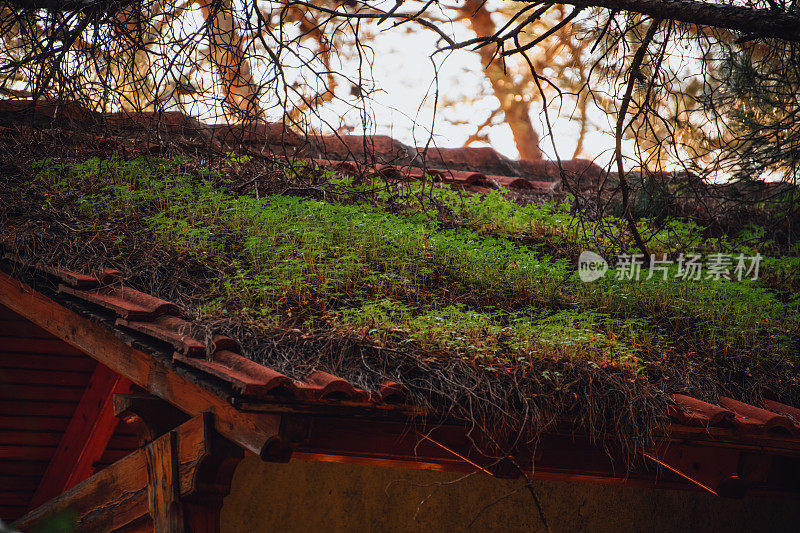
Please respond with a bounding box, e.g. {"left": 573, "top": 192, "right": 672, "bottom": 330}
{"left": 0, "top": 135, "right": 798, "bottom": 465}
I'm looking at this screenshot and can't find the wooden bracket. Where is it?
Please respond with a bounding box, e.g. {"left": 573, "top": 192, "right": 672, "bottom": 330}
{"left": 181, "top": 413, "right": 244, "bottom": 533}
{"left": 115, "top": 393, "right": 190, "bottom": 447}
{"left": 258, "top": 414, "right": 311, "bottom": 463}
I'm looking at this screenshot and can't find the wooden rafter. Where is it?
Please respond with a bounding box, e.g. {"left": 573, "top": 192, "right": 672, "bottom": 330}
{"left": 28, "top": 363, "right": 133, "bottom": 509}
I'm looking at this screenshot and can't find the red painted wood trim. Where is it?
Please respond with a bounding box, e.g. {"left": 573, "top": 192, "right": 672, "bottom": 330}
{"left": 28, "top": 363, "right": 133, "bottom": 509}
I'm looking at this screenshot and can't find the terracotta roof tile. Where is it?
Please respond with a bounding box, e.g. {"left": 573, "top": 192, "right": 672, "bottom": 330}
{"left": 305, "top": 158, "right": 560, "bottom": 196}
{"left": 518, "top": 158, "right": 603, "bottom": 182}
{"left": 376, "top": 381, "right": 411, "bottom": 404}
{"left": 419, "top": 146, "right": 517, "bottom": 176}
{"left": 174, "top": 350, "right": 297, "bottom": 399}
{"left": 210, "top": 122, "right": 303, "bottom": 147}
{"left": 436, "top": 169, "right": 488, "bottom": 185}
{"left": 313, "top": 134, "right": 414, "bottom": 164}
{"left": 58, "top": 285, "right": 180, "bottom": 320}
{"left": 761, "top": 399, "right": 800, "bottom": 429}
{"left": 718, "top": 396, "right": 797, "bottom": 434}
{"left": 4, "top": 253, "right": 121, "bottom": 289}
{"left": 668, "top": 394, "right": 735, "bottom": 426}
{"left": 300, "top": 370, "right": 369, "bottom": 402}
{"left": 116, "top": 315, "right": 206, "bottom": 356}
{"left": 0, "top": 98, "right": 97, "bottom": 123}
{"left": 486, "top": 174, "right": 532, "bottom": 190}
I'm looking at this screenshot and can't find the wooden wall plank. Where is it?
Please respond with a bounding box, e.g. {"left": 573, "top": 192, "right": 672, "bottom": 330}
{"left": 0, "top": 506, "right": 27, "bottom": 521}
{"left": 0, "top": 492, "right": 33, "bottom": 507}
{"left": 0, "top": 338, "right": 86, "bottom": 355}
{"left": 0, "top": 460, "right": 48, "bottom": 476}
{"left": 0, "top": 476, "right": 39, "bottom": 492}
{"left": 146, "top": 430, "right": 183, "bottom": 532}
{"left": 0, "top": 368, "right": 92, "bottom": 387}
{"left": 1, "top": 384, "right": 85, "bottom": 403}
{"left": 0, "top": 430, "right": 62, "bottom": 447}
{"left": 0, "top": 415, "right": 69, "bottom": 432}
{"left": 0, "top": 353, "right": 96, "bottom": 372}
{"left": 0, "top": 445, "right": 55, "bottom": 461}
{"left": 0, "top": 400, "right": 79, "bottom": 418}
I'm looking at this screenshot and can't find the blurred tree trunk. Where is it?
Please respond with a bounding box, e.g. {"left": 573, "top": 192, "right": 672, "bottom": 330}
{"left": 109, "top": 0, "right": 168, "bottom": 112}
{"left": 460, "top": 0, "right": 542, "bottom": 160}
{"left": 199, "top": 0, "right": 262, "bottom": 121}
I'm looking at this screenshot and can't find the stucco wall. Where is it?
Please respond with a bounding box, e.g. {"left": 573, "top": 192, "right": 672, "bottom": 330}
{"left": 221, "top": 455, "right": 798, "bottom": 532}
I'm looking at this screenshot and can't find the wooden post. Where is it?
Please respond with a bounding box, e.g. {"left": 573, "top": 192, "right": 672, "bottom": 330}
{"left": 147, "top": 429, "right": 184, "bottom": 532}
{"left": 180, "top": 414, "right": 243, "bottom": 533}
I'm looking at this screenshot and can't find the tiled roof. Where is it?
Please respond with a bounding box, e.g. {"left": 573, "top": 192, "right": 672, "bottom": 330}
{"left": 3, "top": 101, "right": 800, "bottom": 498}
{"left": 3, "top": 99, "right": 800, "bottom": 443}
{"left": 5, "top": 253, "right": 799, "bottom": 438}
{"left": 3, "top": 255, "right": 410, "bottom": 407}
{"left": 0, "top": 99, "right": 602, "bottom": 198}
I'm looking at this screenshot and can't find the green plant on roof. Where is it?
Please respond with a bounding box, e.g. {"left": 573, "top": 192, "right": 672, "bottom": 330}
{"left": 25, "top": 156, "right": 800, "bottom": 386}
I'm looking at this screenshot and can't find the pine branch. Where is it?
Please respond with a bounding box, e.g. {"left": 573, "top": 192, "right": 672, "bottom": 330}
{"left": 542, "top": 0, "right": 800, "bottom": 42}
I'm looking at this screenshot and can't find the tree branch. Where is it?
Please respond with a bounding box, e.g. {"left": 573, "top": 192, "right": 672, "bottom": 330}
{"left": 615, "top": 19, "right": 659, "bottom": 261}
{"left": 544, "top": 0, "right": 800, "bottom": 42}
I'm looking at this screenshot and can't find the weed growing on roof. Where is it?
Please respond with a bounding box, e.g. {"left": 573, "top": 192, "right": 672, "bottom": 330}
{"left": 23, "top": 157, "right": 800, "bottom": 401}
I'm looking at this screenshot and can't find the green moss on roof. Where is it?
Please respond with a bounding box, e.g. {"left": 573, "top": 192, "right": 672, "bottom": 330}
{"left": 0, "top": 153, "right": 795, "bottom": 453}
{"left": 20, "top": 156, "right": 798, "bottom": 388}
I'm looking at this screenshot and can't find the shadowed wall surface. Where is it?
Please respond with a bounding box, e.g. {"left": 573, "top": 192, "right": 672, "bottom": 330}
{"left": 221, "top": 455, "right": 798, "bottom": 532}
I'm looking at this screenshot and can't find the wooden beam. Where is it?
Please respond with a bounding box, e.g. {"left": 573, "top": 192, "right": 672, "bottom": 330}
{"left": 28, "top": 363, "right": 133, "bottom": 509}
{"left": 180, "top": 420, "right": 244, "bottom": 533}
{"left": 0, "top": 271, "right": 282, "bottom": 457}
{"left": 13, "top": 414, "right": 238, "bottom": 533}
{"left": 15, "top": 441, "right": 149, "bottom": 532}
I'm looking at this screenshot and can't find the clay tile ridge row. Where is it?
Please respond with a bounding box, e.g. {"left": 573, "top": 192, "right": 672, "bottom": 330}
{"left": 306, "top": 159, "right": 558, "bottom": 195}
{"left": 12, "top": 261, "right": 411, "bottom": 407}
{"left": 669, "top": 394, "right": 800, "bottom": 436}
{"left": 51, "top": 267, "right": 800, "bottom": 429}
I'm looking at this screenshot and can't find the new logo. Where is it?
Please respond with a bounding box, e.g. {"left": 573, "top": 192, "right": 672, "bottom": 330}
{"left": 578, "top": 251, "right": 608, "bottom": 282}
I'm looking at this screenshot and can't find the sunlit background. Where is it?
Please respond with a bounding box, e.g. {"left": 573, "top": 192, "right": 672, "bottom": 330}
{"left": 151, "top": 0, "right": 624, "bottom": 165}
